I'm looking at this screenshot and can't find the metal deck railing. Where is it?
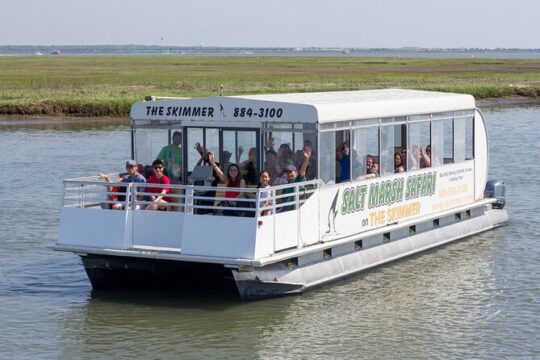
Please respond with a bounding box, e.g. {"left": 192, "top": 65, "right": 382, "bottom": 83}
{"left": 62, "top": 175, "right": 321, "bottom": 217}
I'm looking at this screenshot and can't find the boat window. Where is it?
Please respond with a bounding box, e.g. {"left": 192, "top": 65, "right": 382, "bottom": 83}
{"left": 380, "top": 125, "right": 394, "bottom": 176}
{"left": 431, "top": 120, "right": 444, "bottom": 167}
{"left": 319, "top": 132, "right": 336, "bottom": 184}
{"left": 265, "top": 131, "right": 293, "bottom": 164}
{"left": 134, "top": 128, "right": 183, "bottom": 182}
{"left": 408, "top": 121, "right": 431, "bottom": 169}
{"left": 205, "top": 128, "right": 220, "bottom": 163}
{"left": 465, "top": 116, "right": 474, "bottom": 160}
{"left": 454, "top": 116, "right": 466, "bottom": 163}
{"left": 224, "top": 130, "right": 258, "bottom": 185}
{"left": 186, "top": 128, "right": 206, "bottom": 175}
{"left": 336, "top": 130, "right": 351, "bottom": 183}
{"left": 381, "top": 123, "right": 406, "bottom": 175}
{"left": 443, "top": 119, "right": 454, "bottom": 164}
{"left": 352, "top": 126, "right": 379, "bottom": 180}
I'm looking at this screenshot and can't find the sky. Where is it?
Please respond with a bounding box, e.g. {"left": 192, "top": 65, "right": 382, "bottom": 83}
{"left": 1, "top": 0, "right": 539, "bottom": 48}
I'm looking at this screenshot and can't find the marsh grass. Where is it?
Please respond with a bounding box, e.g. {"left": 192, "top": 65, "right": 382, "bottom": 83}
{"left": 1, "top": 56, "right": 539, "bottom": 116}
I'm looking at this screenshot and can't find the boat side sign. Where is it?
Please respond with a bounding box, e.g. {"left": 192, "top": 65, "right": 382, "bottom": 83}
{"left": 321, "top": 161, "right": 475, "bottom": 239}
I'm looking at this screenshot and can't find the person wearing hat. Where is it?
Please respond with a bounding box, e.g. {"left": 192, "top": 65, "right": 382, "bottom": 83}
{"left": 98, "top": 160, "right": 146, "bottom": 209}
{"left": 280, "top": 146, "right": 312, "bottom": 211}
{"left": 156, "top": 131, "right": 183, "bottom": 182}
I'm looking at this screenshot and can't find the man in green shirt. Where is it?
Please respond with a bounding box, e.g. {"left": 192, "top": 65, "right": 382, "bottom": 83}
{"left": 157, "top": 131, "right": 183, "bottom": 182}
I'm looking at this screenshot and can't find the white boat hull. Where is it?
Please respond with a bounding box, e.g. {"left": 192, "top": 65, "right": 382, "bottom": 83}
{"left": 232, "top": 208, "right": 508, "bottom": 300}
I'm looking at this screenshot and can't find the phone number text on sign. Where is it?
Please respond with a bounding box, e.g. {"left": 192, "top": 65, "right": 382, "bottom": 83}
{"left": 233, "top": 107, "right": 283, "bottom": 118}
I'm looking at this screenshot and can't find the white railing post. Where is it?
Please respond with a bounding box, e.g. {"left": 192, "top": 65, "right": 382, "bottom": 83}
{"left": 255, "top": 189, "right": 261, "bottom": 218}
{"left": 79, "top": 183, "right": 85, "bottom": 208}
{"left": 131, "top": 183, "right": 137, "bottom": 210}
{"left": 296, "top": 183, "right": 301, "bottom": 249}
{"left": 186, "top": 187, "right": 194, "bottom": 214}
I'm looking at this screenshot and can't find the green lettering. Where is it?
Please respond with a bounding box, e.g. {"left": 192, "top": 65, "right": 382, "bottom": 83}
{"left": 369, "top": 183, "right": 379, "bottom": 208}
{"left": 341, "top": 189, "right": 349, "bottom": 215}
{"left": 395, "top": 178, "right": 404, "bottom": 203}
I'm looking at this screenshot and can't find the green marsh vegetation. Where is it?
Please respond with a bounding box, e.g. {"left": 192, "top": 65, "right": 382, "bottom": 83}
{"left": 1, "top": 56, "right": 539, "bottom": 116}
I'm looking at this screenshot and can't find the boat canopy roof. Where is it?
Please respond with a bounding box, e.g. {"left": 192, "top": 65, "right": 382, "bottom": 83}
{"left": 130, "top": 89, "right": 476, "bottom": 126}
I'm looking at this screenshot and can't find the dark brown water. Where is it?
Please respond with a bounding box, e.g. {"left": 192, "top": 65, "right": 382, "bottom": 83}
{"left": 0, "top": 107, "right": 538, "bottom": 359}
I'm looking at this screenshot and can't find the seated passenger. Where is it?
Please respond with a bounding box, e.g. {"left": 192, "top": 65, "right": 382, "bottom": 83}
{"left": 303, "top": 139, "right": 317, "bottom": 180}
{"left": 99, "top": 160, "right": 146, "bottom": 209}
{"left": 400, "top": 147, "right": 409, "bottom": 171}
{"left": 239, "top": 146, "right": 258, "bottom": 185}
{"left": 258, "top": 170, "right": 273, "bottom": 216}
{"left": 336, "top": 140, "right": 350, "bottom": 183}
{"left": 420, "top": 145, "right": 431, "bottom": 168}
{"left": 394, "top": 152, "right": 405, "bottom": 173}
{"left": 156, "top": 131, "right": 182, "bottom": 182}
{"left": 145, "top": 159, "right": 171, "bottom": 211}
{"left": 98, "top": 173, "right": 123, "bottom": 210}
{"left": 277, "top": 143, "right": 294, "bottom": 170}
{"left": 365, "top": 154, "right": 379, "bottom": 178}
{"left": 208, "top": 152, "right": 246, "bottom": 216}
{"left": 193, "top": 147, "right": 221, "bottom": 214}
{"left": 264, "top": 150, "right": 281, "bottom": 184}
{"left": 281, "top": 146, "right": 311, "bottom": 211}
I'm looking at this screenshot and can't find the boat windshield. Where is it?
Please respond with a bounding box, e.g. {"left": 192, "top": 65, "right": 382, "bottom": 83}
{"left": 133, "top": 125, "right": 318, "bottom": 185}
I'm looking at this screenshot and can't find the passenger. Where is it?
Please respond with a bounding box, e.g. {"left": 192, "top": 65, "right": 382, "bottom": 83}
{"left": 420, "top": 145, "right": 431, "bottom": 168}
{"left": 194, "top": 142, "right": 207, "bottom": 167}
{"left": 99, "top": 160, "right": 146, "bottom": 210}
{"left": 194, "top": 148, "right": 221, "bottom": 215}
{"left": 400, "top": 147, "right": 409, "bottom": 171}
{"left": 365, "top": 154, "right": 379, "bottom": 178}
{"left": 303, "top": 139, "right": 317, "bottom": 180}
{"left": 240, "top": 146, "right": 258, "bottom": 185}
{"left": 277, "top": 143, "right": 294, "bottom": 170}
{"left": 394, "top": 152, "right": 405, "bottom": 173}
{"left": 336, "top": 140, "right": 350, "bottom": 183}
{"left": 208, "top": 152, "right": 246, "bottom": 216}
{"left": 264, "top": 150, "right": 281, "bottom": 184}
{"left": 221, "top": 150, "right": 233, "bottom": 174}
{"left": 281, "top": 146, "right": 311, "bottom": 211}
{"left": 97, "top": 173, "right": 123, "bottom": 210}
{"left": 145, "top": 159, "right": 171, "bottom": 211}
{"left": 156, "top": 131, "right": 182, "bottom": 181}
{"left": 258, "top": 170, "right": 273, "bottom": 216}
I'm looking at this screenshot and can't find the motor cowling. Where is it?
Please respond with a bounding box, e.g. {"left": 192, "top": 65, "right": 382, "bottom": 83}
{"left": 485, "top": 180, "right": 506, "bottom": 209}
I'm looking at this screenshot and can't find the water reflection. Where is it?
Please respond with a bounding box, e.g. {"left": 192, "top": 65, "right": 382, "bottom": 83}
{"left": 54, "top": 230, "right": 504, "bottom": 359}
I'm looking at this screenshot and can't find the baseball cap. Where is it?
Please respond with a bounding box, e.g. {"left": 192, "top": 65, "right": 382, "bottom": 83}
{"left": 284, "top": 164, "right": 297, "bottom": 172}
{"left": 126, "top": 160, "right": 137, "bottom": 167}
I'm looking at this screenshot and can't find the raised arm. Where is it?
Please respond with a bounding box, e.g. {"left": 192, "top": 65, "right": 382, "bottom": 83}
{"left": 208, "top": 152, "right": 227, "bottom": 184}
{"left": 265, "top": 133, "right": 275, "bottom": 152}
{"left": 194, "top": 142, "right": 207, "bottom": 166}
{"left": 299, "top": 146, "right": 312, "bottom": 178}
{"left": 98, "top": 173, "right": 112, "bottom": 183}
{"left": 419, "top": 146, "right": 431, "bottom": 167}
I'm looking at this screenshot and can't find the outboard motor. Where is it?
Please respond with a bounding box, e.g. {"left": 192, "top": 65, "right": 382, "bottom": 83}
{"left": 485, "top": 180, "right": 506, "bottom": 209}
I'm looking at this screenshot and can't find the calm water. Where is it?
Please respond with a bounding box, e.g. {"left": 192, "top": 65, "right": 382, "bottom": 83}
{"left": 0, "top": 106, "right": 539, "bottom": 359}
{"left": 3, "top": 48, "right": 540, "bottom": 59}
